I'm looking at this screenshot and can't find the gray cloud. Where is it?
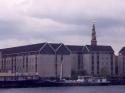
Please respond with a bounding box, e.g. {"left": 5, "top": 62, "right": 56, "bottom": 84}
{"left": 0, "top": 0, "right": 124, "bottom": 54}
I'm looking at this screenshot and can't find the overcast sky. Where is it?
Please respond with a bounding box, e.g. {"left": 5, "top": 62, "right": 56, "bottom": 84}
{"left": 0, "top": 0, "right": 125, "bottom": 54}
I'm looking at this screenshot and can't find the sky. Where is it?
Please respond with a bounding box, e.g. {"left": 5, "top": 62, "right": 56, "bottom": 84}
{"left": 0, "top": 0, "right": 125, "bottom": 54}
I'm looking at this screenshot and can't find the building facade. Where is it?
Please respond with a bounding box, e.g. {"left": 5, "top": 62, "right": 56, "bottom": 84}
{"left": 118, "top": 47, "right": 125, "bottom": 77}
{"left": 0, "top": 24, "right": 120, "bottom": 79}
{"left": 82, "top": 24, "right": 116, "bottom": 77}
{"left": 51, "top": 43, "right": 72, "bottom": 79}
{"left": 0, "top": 43, "right": 72, "bottom": 79}
{"left": 66, "top": 45, "right": 85, "bottom": 78}
{"left": 83, "top": 45, "right": 115, "bottom": 77}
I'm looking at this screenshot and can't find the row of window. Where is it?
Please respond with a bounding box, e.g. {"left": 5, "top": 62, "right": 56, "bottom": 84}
{"left": 0, "top": 55, "right": 37, "bottom": 73}
{"left": 91, "top": 54, "right": 114, "bottom": 75}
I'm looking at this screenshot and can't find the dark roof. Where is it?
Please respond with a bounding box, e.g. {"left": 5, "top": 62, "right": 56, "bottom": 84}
{"left": 48, "top": 43, "right": 70, "bottom": 54}
{"left": 0, "top": 43, "right": 47, "bottom": 55}
{"left": 39, "top": 44, "right": 55, "bottom": 54}
{"left": 56, "top": 44, "right": 70, "bottom": 55}
{"left": 66, "top": 45, "right": 83, "bottom": 53}
{"left": 49, "top": 43, "right": 62, "bottom": 50}
{"left": 84, "top": 45, "right": 114, "bottom": 53}
{"left": 0, "top": 43, "right": 71, "bottom": 55}
{"left": 119, "top": 47, "right": 125, "bottom": 55}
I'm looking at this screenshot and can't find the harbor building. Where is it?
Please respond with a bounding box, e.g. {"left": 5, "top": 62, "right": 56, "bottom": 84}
{"left": 82, "top": 24, "right": 115, "bottom": 77}
{"left": 0, "top": 43, "right": 72, "bottom": 79}
{"left": 0, "top": 24, "right": 118, "bottom": 80}
{"left": 66, "top": 45, "right": 84, "bottom": 78}
{"left": 50, "top": 43, "right": 72, "bottom": 79}
{"left": 118, "top": 47, "right": 125, "bottom": 77}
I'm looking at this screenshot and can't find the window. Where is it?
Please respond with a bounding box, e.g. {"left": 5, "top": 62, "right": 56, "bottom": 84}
{"left": 97, "top": 53, "right": 99, "bottom": 75}
{"left": 111, "top": 55, "right": 113, "bottom": 75}
{"left": 78, "top": 54, "right": 80, "bottom": 70}
{"left": 26, "top": 55, "right": 28, "bottom": 72}
{"left": 91, "top": 54, "right": 94, "bottom": 75}
{"left": 23, "top": 55, "right": 25, "bottom": 69}
{"left": 123, "top": 56, "right": 125, "bottom": 74}
{"left": 35, "top": 55, "right": 37, "bottom": 73}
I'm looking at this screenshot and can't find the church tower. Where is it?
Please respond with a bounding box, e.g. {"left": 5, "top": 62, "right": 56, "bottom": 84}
{"left": 91, "top": 24, "right": 97, "bottom": 46}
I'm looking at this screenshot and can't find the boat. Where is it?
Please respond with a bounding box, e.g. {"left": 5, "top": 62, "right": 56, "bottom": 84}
{"left": 75, "top": 76, "right": 111, "bottom": 86}
{"left": 0, "top": 76, "right": 111, "bottom": 88}
{"left": 37, "top": 76, "right": 111, "bottom": 87}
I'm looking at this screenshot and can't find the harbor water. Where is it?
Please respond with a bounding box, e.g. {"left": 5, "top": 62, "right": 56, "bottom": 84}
{"left": 0, "top": 86, "right": 125, "bottom": 93}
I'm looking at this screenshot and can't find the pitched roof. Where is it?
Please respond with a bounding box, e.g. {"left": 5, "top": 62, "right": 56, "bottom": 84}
{"left": 85, "top": 45, "right": 114, "bottom": 53}
{"left": 56, "top": 44, "right": 70, "bottom": 55}
{"left": 49, "top": 43, "right": 61, "bottom": 50}
{"left": 0, "top": 43, "right": 46, "bottom": 55}
{"left": 39, "top": 44, "right": 55, "bottom": 54}
{"left": 119, "top": 47, "right": 125, "bottom": 54}
{"left": 49, "top": 43, "right": 70, "bottom": 54}
{"left": 66, "top": 45, "right": 83, "bottom": 53}
{"left": 0, "top": 43, "right": 71, "bottom": 55}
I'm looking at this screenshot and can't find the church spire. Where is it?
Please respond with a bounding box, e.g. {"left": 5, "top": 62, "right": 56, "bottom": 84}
{"left": 91, "top": 24, "right": 97, "bottom": 46}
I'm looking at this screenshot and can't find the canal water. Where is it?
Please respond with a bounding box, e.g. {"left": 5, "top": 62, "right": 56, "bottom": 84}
{"left": 0, "top": 86, "right": 125, "bottom": 93}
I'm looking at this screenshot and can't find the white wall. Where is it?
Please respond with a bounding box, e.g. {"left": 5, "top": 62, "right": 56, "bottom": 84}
{"left": 16, "top": 56, "right": 24, "bottom": 73}
{"left": 99, "top": 54, "right": 111, "bottom": 76}
{"left": 0, "top": 52, "right": 2, "bottom": 70}
{"left": 56, "top": 55, "right": 72, "bottom": 78}
{"left": 118, "top": 55, "right": 124, "bottom": 77}
{"left": 83, "top": 54, "right": 92, "bottom": 75}
{"left": 0, "top": 53, "right": 71, "bottom": 78}
{"left": 37, "top": 54, "right": 55, "bottom": 78}
{"left": 70, "top": 54, "right": 78, "bottom": 72}
{"left": 83, "top": 53, "right": 116, "bottom": 77}
{"left": 28, "top": 55, "right": 36, "bottom": 73}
